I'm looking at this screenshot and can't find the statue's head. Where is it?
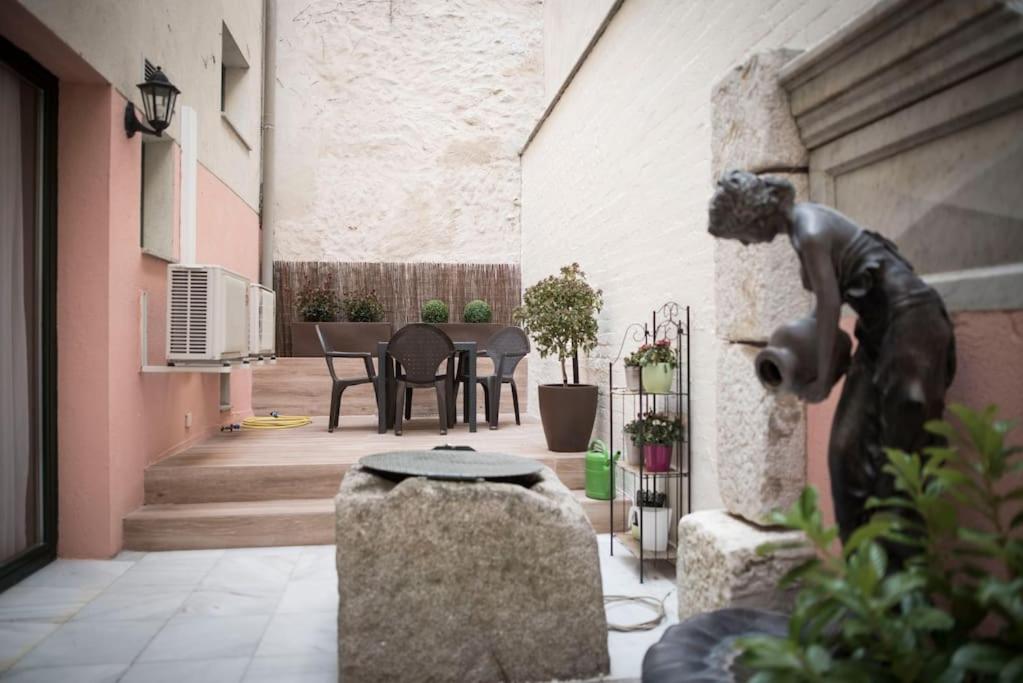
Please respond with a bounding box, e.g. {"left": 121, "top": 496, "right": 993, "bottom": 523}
{"left": 708, "top": 170, "right": 795, "bottom": 245}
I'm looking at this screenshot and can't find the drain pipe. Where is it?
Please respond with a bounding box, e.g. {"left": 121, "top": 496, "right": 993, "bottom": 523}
{"left": 259, "top": 0, "right": 277, "bottom": 287}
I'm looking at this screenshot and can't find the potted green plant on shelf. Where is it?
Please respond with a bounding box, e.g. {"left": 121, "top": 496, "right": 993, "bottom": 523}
{"left": 421, "top": 299, "right": 450, "bottom": 323}
{"left": 623, "top": 417, "right": 644, "bottom": 466}
{"left": 629, "top": 489, "right": 670, "bottom": 552}
{"left": 514, "top": 263, "right": 603, "bottom": 452}
{"left": 463, "top": 299, "right": 492, "bottom": 323}
{"left": 639, "top": 338, "right": 676, "bottom": 393}
{"left": 624, "top": 348, "right": 644, "bottom": 392}
{"left": 341, "top": 289, "right": 385, "bottom": 323}
{"left": 640, "top": 412, "right": 682, "bottom": 472}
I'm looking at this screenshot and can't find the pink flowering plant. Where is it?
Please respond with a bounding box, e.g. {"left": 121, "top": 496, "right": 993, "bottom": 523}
{"left": 639, "top": 339, "right": 676, "bottom": 368}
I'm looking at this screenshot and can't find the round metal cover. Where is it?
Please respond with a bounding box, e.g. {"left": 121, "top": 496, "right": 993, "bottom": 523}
{"left": 359, "top": 450, "right": 543, "bottom": 484}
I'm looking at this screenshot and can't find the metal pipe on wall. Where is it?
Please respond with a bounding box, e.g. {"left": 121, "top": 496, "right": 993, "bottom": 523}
{"left": 259, "top": 0, "right": 277, "bottom": 287}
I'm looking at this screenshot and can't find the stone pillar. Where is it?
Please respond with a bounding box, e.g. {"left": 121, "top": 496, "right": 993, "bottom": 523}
{"left": 677, "top": 50, "right": 815, "bottom": 620}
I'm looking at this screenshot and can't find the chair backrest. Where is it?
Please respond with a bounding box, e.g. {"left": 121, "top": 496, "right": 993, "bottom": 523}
{"left": 486, "top": 326, "right": 530, "bottom": 378}
{"left": 315, "top": 324, "right": 338, "bottom": 382}
{"left": 387, "top": 323, "right": 455, "bottom": 383}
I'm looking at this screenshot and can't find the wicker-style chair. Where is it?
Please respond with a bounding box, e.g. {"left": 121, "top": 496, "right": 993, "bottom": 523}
{"left": 457, "top": 326, "right": 529, "bottom": 429}
{"left": 387, "top": 324, "right": 455, "bottom": 435}
{"left": 316, "top": 325, "right": 378, "bottom": 433}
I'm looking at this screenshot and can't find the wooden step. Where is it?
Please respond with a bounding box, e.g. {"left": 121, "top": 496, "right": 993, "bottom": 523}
{"left": 145, "top": 453, "right": 585, "bottom": 504}
{"left": 124, "top": 492, "right": 628, "bottom": 551}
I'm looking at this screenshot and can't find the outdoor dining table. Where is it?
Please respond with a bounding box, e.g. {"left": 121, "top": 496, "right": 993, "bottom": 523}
{"left": 376, "top": 340, "right": 482, "bottom": 433}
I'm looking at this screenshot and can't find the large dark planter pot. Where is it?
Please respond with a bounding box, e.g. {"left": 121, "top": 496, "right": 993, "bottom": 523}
{"left": 433, "top": 322, "right": 506, "bottom": 346}
{"left": 290, "top": 322, "right": 393, "bottom": 356}
{"left": 537, "top": 383, "right": 598, "bottom": 452}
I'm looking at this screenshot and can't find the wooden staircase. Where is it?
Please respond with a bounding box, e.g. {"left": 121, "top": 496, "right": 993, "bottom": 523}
{"left": 124, "top": 416, "right": 627, "bottom": 551}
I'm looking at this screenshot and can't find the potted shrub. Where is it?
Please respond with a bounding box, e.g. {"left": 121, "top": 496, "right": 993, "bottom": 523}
{"left": 421, "top": 299, "right": 450, "bottom": 323}
{"left": 640, "top": 412, "right": 681, "bottom": 472}
{"left": 290, "top": 282, "right": 393, "bottom": 356}
{"left": 628, "top": 489, "right": 670, "bottom": 552}
{"left": 624, "top": 348, "right": 644, "bottom": 392}
{"left": 463, "top": 299, "right": 492, "bottom": 323}
{"left": 623, "top": 417, "right": 644, "bottom": 466}
{"left": 514, "top": 263, "right": 603, "bottom": 452}
{"left": 639, "top": 338, "right": 676, "bottom": 394}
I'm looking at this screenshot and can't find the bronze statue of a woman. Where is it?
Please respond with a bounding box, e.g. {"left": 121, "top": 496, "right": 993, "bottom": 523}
{"left": 707, "top": 170, "right": 957, "bottom": 546}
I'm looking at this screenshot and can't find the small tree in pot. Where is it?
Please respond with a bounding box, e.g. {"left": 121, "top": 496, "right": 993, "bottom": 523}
{"left": 514, "top": 263, "right": 603, "bottom": 452}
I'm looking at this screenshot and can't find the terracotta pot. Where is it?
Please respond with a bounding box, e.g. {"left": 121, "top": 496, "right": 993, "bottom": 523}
{"left": 641, "top": 363, "right": 674, "bottom": 394}
{"left": 624, "top": 365, "right": 642, "bottom": 392}
{"left": 290, "top": 322, "right": 393, "bottom": 356}
{"left": 643, "top": 443, "right": 673, "bottom": 472}
{"left": 537, "top": 383, "right": 598, "bottom": 452}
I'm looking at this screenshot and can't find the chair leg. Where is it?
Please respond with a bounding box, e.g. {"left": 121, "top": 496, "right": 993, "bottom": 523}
{"left": 480, "top": 382, "right": 490, "bottom": 426}
{"left": 335, "top": 385, "right": 348, "bottom": 430}
{"left": 489, "top": 377, "right": 501, "bottom": 430}
{"left": 434, "top": 380, "right": 448, "bottom": 435}
{"left": 404, "top": 387, "right": 413, "bottom": 420}
{"left": 510, "top": 380, "right": 521, "bottom": 425}
{"left": 328, "top": 384, "right": 341, "bottom": 433}
{"left": 395, "top": 380, "right": 406, "bottom": 436}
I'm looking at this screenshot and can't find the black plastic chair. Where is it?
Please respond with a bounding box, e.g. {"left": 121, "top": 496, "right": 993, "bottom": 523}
{"left": 387, "top": 324, "right": 455, "bottom": 435}
{"left": 317, "top": 325, "right": 378, "bottom": 433}
{"left": 457, "top": 326, "right": 529, "bottom": 430}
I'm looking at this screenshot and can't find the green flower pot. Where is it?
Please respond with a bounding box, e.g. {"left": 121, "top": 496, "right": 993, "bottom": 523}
{"left": 641, "top": 363, "right": 673, "bottom": 394}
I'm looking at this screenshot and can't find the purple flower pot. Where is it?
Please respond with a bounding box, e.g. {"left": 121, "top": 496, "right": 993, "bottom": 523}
{"left": 643, "top": 443, "right": 672, "bottom": 472}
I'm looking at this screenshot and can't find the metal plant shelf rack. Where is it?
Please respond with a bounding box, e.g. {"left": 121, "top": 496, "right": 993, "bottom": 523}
{"left": 608, "top": 303, "right": 692, "bottom": 583}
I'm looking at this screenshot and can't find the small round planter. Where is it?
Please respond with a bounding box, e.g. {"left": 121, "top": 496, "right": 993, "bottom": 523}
{"left": 624, "top": 365, "right": 642, "bottom": 392}
{"left": 625, "top": 438, "right": 642, "bottom": 466}
{"left": 641, "top": 362, "right": 674, "bottom": 393}
{"left": 643, "top": 443, "right": 672, "bottom": 472}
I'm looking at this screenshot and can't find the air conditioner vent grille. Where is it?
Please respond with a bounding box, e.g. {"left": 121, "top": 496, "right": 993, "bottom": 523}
{"left": 168, "top": 268, "right": 210, "bottom": 355}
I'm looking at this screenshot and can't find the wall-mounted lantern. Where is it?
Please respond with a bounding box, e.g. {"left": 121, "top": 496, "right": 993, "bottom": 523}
{"left": 124, "top": 67, "right": 181, "bottom": 138}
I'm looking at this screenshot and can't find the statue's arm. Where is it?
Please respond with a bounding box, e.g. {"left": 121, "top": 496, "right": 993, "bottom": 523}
{"left": 799, "top": 230, "right": 842, "bottom": 403}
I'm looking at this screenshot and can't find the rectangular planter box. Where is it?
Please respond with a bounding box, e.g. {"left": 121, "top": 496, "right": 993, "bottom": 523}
{"left": 290, "top": 322, "right": 394, "bottom": 357}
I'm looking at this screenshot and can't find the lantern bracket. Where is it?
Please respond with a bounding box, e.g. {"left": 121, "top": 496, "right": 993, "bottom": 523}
{"left": 124, "top": 102, "right": 160, "bottom": 138}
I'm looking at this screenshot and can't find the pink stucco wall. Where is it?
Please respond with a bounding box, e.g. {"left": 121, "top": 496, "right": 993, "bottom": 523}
{"left": 56, "top": 86, "right": 258, "bottom": 558}
{"left": 807, "top": 311, "right": 1023, "bottom": 528}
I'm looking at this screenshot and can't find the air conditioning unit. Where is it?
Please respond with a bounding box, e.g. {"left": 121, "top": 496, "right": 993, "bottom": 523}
{"left": 166, "top": 265, "right": 250, "bottom": 363}
{"left": 248, "top": 283, "right": 275, "bottom": 358}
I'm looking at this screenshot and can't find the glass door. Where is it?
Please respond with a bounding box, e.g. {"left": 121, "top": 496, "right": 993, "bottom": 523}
{"left": 0, "top": 37, "right": 57, "bottom": 591}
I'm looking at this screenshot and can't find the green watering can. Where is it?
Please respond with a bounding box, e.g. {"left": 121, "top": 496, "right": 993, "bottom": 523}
{"left": 585, "top": 439, "right": 619, "bottom": 501}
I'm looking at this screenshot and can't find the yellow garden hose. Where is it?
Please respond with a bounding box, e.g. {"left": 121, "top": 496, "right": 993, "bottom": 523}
{"left": 241, "top": 414, "right": 312, "bottom": 429}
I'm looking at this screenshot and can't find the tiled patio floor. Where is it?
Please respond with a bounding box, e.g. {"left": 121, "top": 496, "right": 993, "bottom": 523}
{"left": 0, "top": 535, "right": 677, "bottom": 682}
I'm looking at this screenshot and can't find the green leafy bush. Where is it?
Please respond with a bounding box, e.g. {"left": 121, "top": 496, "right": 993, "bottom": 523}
{"left": 341, "top": 290, "right": 384, "bottom": 323}
{"left": 624, "top": 348, "right": 645, "bottom": 368}
{"left": 639, "top": 339, "right": 677, "bottom": 367}
{"left": 295, "top": 278, "right": 341, "bottom": 322}
{"left": 624, "top": 412, "right": 683, "bottom": 445}
{"left": 739, "top": 404, "right": 1023, "bottom": 683}
{"left": 421, "top": 299, "right": 449, "bottom": 324}
{"left": 513, "top": 263, "right": 603, "bottom": 384}
{"left": 463, "top": 299, "right": 492, "bottom": 323}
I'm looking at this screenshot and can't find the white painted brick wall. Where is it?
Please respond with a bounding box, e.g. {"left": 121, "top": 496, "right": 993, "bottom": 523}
{"left": 273, "top": 0, "right": 543, "bottom": 263}
{"left": 521, "top": 0, "right": 875, "bottom": 511}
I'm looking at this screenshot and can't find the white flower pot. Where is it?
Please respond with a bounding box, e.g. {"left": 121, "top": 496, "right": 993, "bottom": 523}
{"left": 628, "top": 506, "right": 671, "bottom": 552}
{"left": 625, "top": 438, "right": 642, "bottom": 466}
{"left": 624, "top": 366, "right": 642, "bottom": 392}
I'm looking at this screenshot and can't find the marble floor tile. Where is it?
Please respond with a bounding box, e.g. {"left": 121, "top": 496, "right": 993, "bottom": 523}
{"left": 137, "top": 615, "right": 269, "bottom": 663}
{"left": 0, "top": 663, "right": 127, "bottom": 682}
{"left": 119, "top": 657, "right": 250, "bottom": 683}
{"left": 180, "top": 585, "right": 284, "bottom": 617}
{"left": 255, "top": 612, "right": 337, "bottom": 658}
{"left": 276, "top": 580, "right": 336, "bottom": 614}
{"left": 290, "top": 549, "right": 337, "bottom": 583}
{"left": 16, "top": 561, "right": 132, "bottom": 591}
{"left": 111, "top": 555, "right": 219, "bottom": 588}
{"left": 201, "top": 553, "right": 299, "bottom": 591}
{"left": 71, "top": 585, "right": 190, "bottom": 622}
{"left": 244, "top": 654, "right": 337, "bottom": 683}
{"left": 0, "top": 587, "right": 99, "bottom": 623}
{"left": 11, "top": 620, "right": 163, "bottom": 670}
{"left": 0, "top": 621, "right": 59, "bottom": 672}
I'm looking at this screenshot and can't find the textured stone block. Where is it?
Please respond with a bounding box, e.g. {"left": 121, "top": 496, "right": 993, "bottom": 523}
{"left": 711, "top": 49, "right": 806, "bottom": 178}
{"left": 717, "top": 342, "right": 806, "bottom": 525}
{"left": 677, "top": 510, "right": 813, "bottom": 620}
{"left": 335, "top": 465, "right": 609, "bottom": 683}
{"left": 715, "top": 172, "right": 812, "bottom": 343}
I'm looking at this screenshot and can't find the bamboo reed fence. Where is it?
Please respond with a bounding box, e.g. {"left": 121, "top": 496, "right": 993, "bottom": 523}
{"left": 274, "top": 261, "right": 522, "bottom": 355}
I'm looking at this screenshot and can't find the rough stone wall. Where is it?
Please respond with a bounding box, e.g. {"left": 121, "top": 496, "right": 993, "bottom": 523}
{"left": 520, "top": 0, "right": 875, "bottom": 511}
{"left": 272, "top": 0, "right": 543, "bottom": 263}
